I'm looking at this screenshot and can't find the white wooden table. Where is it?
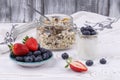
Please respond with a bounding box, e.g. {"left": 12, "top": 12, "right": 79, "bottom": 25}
{"left": 0, "top": 12, "right": 120, "bottom": 80}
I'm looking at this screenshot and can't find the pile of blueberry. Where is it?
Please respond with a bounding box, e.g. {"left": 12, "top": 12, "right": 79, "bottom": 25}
{"left": 80, "top": 26, "right": 97, "bottom": 35}
{"left": 10, "top": 47, "right": 53, "bottom": 62}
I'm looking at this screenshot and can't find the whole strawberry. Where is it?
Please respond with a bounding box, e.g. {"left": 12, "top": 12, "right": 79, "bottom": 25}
{"left": 23, "top": 36, "right": 38, "bottom": 51}
{"left": 8, "top": 43, "right": 29, "bottom": 56}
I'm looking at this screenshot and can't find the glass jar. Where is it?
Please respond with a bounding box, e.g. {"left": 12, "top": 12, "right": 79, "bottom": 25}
{"left": 37, "top": 14, "right": 76, "bottom": 50}
{"left": 77, "top": 34, "right": 98, "bottom": 60}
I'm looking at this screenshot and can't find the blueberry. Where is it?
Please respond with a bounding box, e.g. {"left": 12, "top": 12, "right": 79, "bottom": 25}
{"left": 42, "top": 53, "right": 49, "bottom": 60}
{"left": 27, "top": 52, "right": 33, "bottom": 56}
{"left": 33, "top": 51, "right": 41, "bottom": 56}
{"left": 35, "top": 56, "right": 43, "bottom": 62}
{"left": 80, "top": 27, "right": 85, "bottom": 32}
{"left": 31, "top": 55, "right": 36, "bottom": 61}
{"left": 100, "top": 58, "right": 107, "bottom": 64}
{"left": 40, "top": 48, "right": 47, "bottom": 53}
{"left": 86, "top": 60, "right": 94, "bottom": 66}
{"left": 16, "top": 57, "right": 24, "bottom": 62}
{"left": 24, "top": 56, "right": 33, "bottom": 62}
{"left": 61, "top": 53, "right": 69, "bottom": 60}
{"left": 46, "top": 50, "right": 53, "bottom": 57}
{"left": 91, "top": 30, "right": 97, "bottom": 35}
{"left": 82, "top": 30, "right": 91, "bottom": 35}
{"left": 89, "top": 29, "right": 94, "bottom": 32}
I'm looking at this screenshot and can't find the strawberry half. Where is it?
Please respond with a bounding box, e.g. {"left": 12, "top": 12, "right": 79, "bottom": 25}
{"left": 65, "top": 58, "right": 88, "bottom": 72}
{"left": 8, "top": 43, "right": 29, "bottom": 56}
{"left": 70, "top": 61, "right": 88, "bottom": 72}
{"left": 23, "top": 36, "right": 38, "bottom": 51}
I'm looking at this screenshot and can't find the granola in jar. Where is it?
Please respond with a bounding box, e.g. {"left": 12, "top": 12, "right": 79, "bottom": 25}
{"left": 37, "top": 14, "right": 76, "bottom": 50}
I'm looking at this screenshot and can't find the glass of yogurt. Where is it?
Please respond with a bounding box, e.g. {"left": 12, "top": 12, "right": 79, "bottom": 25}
{"left": 77, "top": 26, "right": 98, "bottom": 60}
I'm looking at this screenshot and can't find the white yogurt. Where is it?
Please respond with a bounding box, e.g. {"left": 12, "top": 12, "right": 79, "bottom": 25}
{"left": 77, "top": 35, "right": 98, "bottom": 60}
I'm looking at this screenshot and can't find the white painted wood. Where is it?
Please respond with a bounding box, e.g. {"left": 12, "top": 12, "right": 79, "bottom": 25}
{"left": 0, "top": 0, "right": 11, "bottom": 22}
{"left": 33, "top": 0, "right": 43, "bottom": 20}
{"left": 76, "top": 0, "right": 98, "bottom": 13}
{"left": 44, "top": 0, "right": 76, "bottom": 15}
{"left": 10, "top": 0, "right": 25, "bottom": 22}
{"left": 109, "top": 0, "right": 120, "bottom": 18}
{"left": 0, "top": 0, "right": 119, "bottom": 22}
{"left": 10, "top": 0, "right": 42, "bottom": 22}
{"left": 98, "top": 0, "right": 110, "bottom": 16}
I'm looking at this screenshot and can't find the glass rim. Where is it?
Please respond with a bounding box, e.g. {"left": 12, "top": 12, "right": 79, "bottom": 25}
{"left": 80, "top": 34, "right": 98, "bottom": 38}
{"left": 39, "top": 14, "right": 73, "bottom": 27}
{"left": 40, "top": 14, "right": 73, "bottom": 22}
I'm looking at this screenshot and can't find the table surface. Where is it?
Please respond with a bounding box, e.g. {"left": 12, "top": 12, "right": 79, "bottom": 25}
{"left": 0, "top": 11, "right": 120, "bottom": 80}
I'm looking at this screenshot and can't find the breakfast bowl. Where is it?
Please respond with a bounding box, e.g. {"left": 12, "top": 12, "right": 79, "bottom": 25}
{"left": 8, "top": 36, "right": 54, "bottom": 67}
{"left": 9, "top": 38, "right": 53, "bottom": 67}
{"left": 9, "top": 48, "right": 53, "bottom": 67}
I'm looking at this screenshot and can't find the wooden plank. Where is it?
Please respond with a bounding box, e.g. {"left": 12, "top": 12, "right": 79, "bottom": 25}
{"left": 24, "top": 0, "right": 34, "bottom": 22}
{"left": 76, "top": 0, "right": 98, "bottom": 13}
{"left": 44, "top": 0, "right": 76, "bottom": 15}
{"left": 10, "top": 0, "right": 33, "bottom": 22}
{"left": 10, "top": 0, "right": 42, "bottom": 22}
{"left": 32, "top": 0, "right": 43, "bottom": 20}
{"left": 10, "top": 0, "right": 24, "bottom": 22}
{"left": 0, "top": 0, "right": 118, "bottom": 22}
{"left": 0, "top": 0, "right": 11, "bottom": 22}
{"left": 98, "top": 0, "right": 110, "bottom": 16}
{"left": 109, "top": 0, "right": 120, "bottom": 17}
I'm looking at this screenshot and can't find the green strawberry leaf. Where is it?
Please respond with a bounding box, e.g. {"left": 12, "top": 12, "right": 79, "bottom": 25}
{"left": 22, "top": 36, "right": 29, "bottom": 44}
{"left": 65, "top": 57, "right": 72, "bottom": 68}
{"left": 65, "top": 64, "right": 69, "bottom": 68}
{"left": 8, "top": 43, "right": 13, "bottom": 52}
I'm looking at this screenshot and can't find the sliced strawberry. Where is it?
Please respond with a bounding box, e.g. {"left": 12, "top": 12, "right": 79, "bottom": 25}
{"left": 11, "top": 43, "right": 29, "bottom": 56}
{"left": 65, "top": 58, "right": 88, "bottom": 72}
{"left": 23, "top": 36, "right": 38, "bottom": 51}
{"left": 70, "top": 61, "right": 88, "bottom": 72}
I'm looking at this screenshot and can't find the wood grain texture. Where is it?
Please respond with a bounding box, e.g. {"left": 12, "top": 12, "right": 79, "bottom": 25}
{"left": 109, "top": 0, "right": 120, "bottom": 17}
{"left": 44, "top": 0, "right": 76, "bottom": 15}
{"left": 98, "top": 0, "right": 110, "bottom": 16}
{"left": 10, "top": 0, "right": 25, "bottom": 22}
{"left": 0, "top": 0, "right": 119, "bottom": 22}
{"left": 76, "top": 0, "right": 98, "bottom": 13}
{"left": 0, "top": 0, "right": 11, "bottom": 22}
{"left": 33, "top": 0, "right": 43, "bottom": 20}
{"left": 10, "top": 0, "right": 42, "bottom": 22}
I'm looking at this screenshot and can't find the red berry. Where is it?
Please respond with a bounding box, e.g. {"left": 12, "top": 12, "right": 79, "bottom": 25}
{"left": 70, "top": 61, "right": 88, "bottom": 72}
{"left": 25, "top": 37, "right": 38, "bottom": 51}
{"left": 12, "top": 43, "right": 29, "bottom": 56}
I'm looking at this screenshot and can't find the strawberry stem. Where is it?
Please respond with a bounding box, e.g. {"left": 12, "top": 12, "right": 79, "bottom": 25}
{"left": 65, "top": 57, "right": 72, "bottom": 68}
{"left": 8, "top": 43, "right": 13, "bottom": 52}
{"left": 22, "top": 36, "right": 29, "bottom": 44}
{"left": 65, "top": 64, "right": 69, "bottom": 68}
